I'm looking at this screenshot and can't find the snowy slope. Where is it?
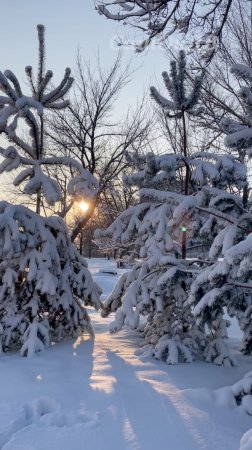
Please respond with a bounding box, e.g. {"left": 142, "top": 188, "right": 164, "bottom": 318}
{"left": 0, "top": 258, "right": 251, "bottom": 450}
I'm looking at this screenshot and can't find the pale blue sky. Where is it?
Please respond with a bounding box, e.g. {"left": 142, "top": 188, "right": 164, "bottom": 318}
{"left": 0, "top": 0, "right": 172, "bottom": 117}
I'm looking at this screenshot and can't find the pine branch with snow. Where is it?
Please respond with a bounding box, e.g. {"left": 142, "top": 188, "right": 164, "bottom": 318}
{"left": 150, "top": 51, "right": 205, "bottom": 120}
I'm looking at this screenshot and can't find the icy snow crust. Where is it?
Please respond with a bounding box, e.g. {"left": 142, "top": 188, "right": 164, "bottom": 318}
{"left": 0, "top": 258, "right": 251, "bottom": 450}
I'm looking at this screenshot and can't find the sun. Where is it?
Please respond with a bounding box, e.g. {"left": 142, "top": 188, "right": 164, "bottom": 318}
{"left": 78, "top": 200, "right": 90, "bottom": 213}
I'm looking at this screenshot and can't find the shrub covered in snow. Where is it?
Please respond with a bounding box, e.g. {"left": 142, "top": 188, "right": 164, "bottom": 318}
{"left": 0, "top": 202, "right": 102, "bottom": 357}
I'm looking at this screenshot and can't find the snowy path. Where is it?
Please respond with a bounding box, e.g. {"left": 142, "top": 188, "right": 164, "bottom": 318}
{"left": 1, "top": 311, "right": 250, "bottom": 450}
{"left": 0, "top": 259, "right": 251, "bottom": 449}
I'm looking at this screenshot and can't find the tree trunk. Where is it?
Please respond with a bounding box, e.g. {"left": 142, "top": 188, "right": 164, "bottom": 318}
{"left": 36, "top": 116, "right": 44, "bottom": 215}
{"left": 36, "top": 189, "right": 41, "bottom": 215}
{"left": 182, "top": 230, "right": 187, "bottom": 259}
{"left": 243, "top": 182, "right": 249, "bottom": 208}
{"left": 79, "top": 232, "right": 83, "bottom": 255}
{"left": 71, "top": 200, "right": 96, "bottom": 242}
{"left": 182, "top": 111, "right": 190, "bottom": 196}
{"left": 88, "top": 240, "right": 92, "bottom": 259}
{"left": 181, "top": 111, "right": 188, "bottom": 259}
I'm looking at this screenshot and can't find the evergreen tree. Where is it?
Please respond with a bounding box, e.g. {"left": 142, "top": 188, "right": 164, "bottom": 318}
{"left": 0, "top": 25, "right": 102, "bottom": 356}
{"left": 150, "top": 50, "right": 204, "bottom": 195}
{"left": 189, "top": 61, "right": 252, "bottom": 361}
{"left": 0, "top": 25, "right": 98, "bottom": 214}
{"left": 0, "top": 202, "right": 101, "bottom": 357}
{"left": 96, "top": 52, "right": 246, "bottom": 364}
{"left": 97, "top": 150, "right": 245, "bottom": 364}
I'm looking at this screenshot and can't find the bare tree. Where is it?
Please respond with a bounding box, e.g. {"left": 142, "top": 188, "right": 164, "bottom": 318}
{"left": 192, "top": 1, "right": 252, "bottom": 150}
{"left": 96, "top": 0, "right": 233, "bottom": 56}
{"left": 47, "top": 52, "right": 153, "bottom": 241}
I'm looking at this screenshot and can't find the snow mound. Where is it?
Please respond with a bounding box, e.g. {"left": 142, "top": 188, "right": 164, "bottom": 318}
{"left": 239, "top": 429, "right": 252, "bottom": 450}
{"left": 187, "top": 372, "right": 252, "bottom": 414}
{"left": 0, "top": 397, "right": 99, "bottom": 449}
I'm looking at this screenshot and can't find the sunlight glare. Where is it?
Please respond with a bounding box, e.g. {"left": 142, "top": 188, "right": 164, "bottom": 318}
{"left": 79, "top": 200, "right": 90, "bottom": 213}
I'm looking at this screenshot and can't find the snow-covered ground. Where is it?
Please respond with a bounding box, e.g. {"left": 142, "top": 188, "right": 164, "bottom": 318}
{"left": 0, "top": 258, "right": 251, "bottom": 450}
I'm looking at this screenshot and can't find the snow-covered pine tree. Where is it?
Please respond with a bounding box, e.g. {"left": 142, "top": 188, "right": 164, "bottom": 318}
{"left": 0, "top": 202, "right": 102, "bottom": 356}
{"left": 0, "top": 25, "right": 102, "bottom": 356}
{"left": 0, "top": 25, "right": 98, "bottom": 214}
{"left": 96, "top": 151, "right": 246, "bottom": 364}
{"left": 150, "top": 50, "right": 204, "bottom": 197}
{"left": 189, "top": 61, "right": 252, "bottom": 363}
{"left": 96, "top": 52, "right": 246, "bottom": 364}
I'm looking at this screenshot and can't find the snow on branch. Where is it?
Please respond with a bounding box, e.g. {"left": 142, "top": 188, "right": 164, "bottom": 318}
{"left": 222, "top": 61, "right": 252, "bottom": 157}
{"left": 96, "top": 0, "right": 233, "bottom": 57}
{"left": 0, "top": 149, "right": 99, "bottom": 206}
{"left": 124, "top": 150, "right": 246, "bottom": 193}
{"left": 150, "top": 51, "right": 205, "bottom": 119}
